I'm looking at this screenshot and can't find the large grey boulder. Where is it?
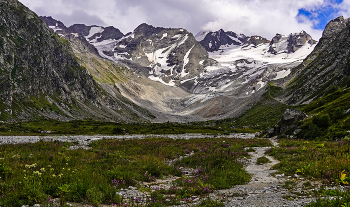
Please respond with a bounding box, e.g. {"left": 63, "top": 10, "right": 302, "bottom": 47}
{"left": 278, "top": 109, "right": 307, "bottom": 134}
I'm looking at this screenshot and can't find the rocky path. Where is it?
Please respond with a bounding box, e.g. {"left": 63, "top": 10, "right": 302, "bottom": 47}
{"left": 223, "top": 138, "right": 314, "bottom": 207}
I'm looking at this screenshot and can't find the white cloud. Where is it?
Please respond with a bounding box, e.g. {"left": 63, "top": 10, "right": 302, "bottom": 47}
{"left": 18, "top": 0, "right": 336, "bottom": 40}
{"left": 339, "top": 0, "right": 350, "bottom": 18}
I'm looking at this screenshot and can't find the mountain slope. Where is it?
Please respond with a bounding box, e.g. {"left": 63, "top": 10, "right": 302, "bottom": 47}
{"left": 281, "top": 16, "right": 350, "bottom": 105}
{"left": 0, "top": 0, "right": 153, "bottom": 122}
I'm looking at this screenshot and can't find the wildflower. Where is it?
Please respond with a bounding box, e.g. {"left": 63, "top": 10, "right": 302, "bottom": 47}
{"left": 40, "top": 168, "right": 45, "bottom": 172}
{"left": 340, "top": 170, "right": 349, "bottom": 185}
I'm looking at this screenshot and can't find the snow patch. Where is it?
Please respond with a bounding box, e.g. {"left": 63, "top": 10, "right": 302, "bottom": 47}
{"left": 86, "top": 26, "right": 104, "bottom": 39}
{"left": 161, "top": 33, "right": 168, "bottom": 40}
{"left": 149, "top": 75, "right": 176, "bottom": 87}
{"left": 273, "top": 69, "right": 291, "bottom": 80}
{"left": 256, "top": 81, "right": 266, "bottom": 90}
{"left": 178, "top": 34, "right": 189, "bottom": 46}
{"left": 195, "top": 30, "right": 211, "bottom": 41}
{"left": 181, "top": 45, "right": 195, "bottom": 77}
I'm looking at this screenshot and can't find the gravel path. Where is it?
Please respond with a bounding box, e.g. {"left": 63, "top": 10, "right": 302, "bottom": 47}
{"left": 0, "top": 133, "right": 256, "bottom": 146}
{"left": 224, "top": 138, "right": 315, "bottom": 207}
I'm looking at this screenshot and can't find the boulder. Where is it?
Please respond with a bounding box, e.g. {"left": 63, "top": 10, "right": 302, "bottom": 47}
{"left": 278, "top": 109, "right": 306, "bottom": 134}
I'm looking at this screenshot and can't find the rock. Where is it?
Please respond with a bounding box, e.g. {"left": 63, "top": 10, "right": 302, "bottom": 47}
{"left": 266, "top": 127, "right": 276, "bottom": 137}
{"left": 33, "top": 205, "right": 40, "bottom": 207}
{"left": 278, "top": 109, "right": 307, "bottom": 134}
{"left": 294, "top": 174, "right": 299, "bottom": 178}
{"left": 322, "top": 16, "right": 350, "bottom": 38}
{"left": 268, "top": 31, "right": 316, "bottom": 54}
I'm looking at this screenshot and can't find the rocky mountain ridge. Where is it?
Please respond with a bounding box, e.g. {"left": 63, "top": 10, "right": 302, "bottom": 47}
{"left": 196, "top": 29, "right": 271, "bottom": 52}
{"left": 42, "top": 18, "right": 212, "bottom": 87}
{"left": 0, "top": 1, "right": 153, "bottom": 122}
{"left": 39, "top": 15, "right": 321, "bottom": 121}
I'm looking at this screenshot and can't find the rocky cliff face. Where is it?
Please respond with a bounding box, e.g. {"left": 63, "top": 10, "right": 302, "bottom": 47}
{"left": 104, "top": 23, "right": 210, "bottom": 85}
{"left": 196, "top": 29, "right": 243, "bottom": 52}
{"left": 43, "top": 19, "right": 212, "bottom": 86}
{"left": 197, "top": 29, "right": 270, "bottom": 52}
{"left": 268, "top": 31, "right": 317, "bottom": 54}
{"left": 282, "top": 16, "right": 350, "bottom": 105}
{"left": 0, "top": 0, "right": 153, "bottom": 122}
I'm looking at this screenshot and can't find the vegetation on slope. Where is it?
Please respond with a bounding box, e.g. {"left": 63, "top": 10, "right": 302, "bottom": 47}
{"left": 213, "top": 82, "right": 290, "bottom": 131}
{"left": 293, "top": 84, "right": 350, "bottom": 140}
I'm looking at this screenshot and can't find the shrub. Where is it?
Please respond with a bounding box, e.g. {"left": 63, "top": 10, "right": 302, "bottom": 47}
{"left": 304, "top": 123, "right": 322, "bottom": 140}
{"left": 195, "top": 198, "right": 224, "bottom": 207}
{"left": 332, "top": 107, "right": 344, "bottom": 120}
{"left": 324, "top": 85, "right": 339, "bottom": 96}
{"left": 86, "top": 187, "right": 104, "bottom": 206}
{"left": 312, "top": 114, "right": 330, "bottom": 129}
{"left": 256, "top": 156, "right": 271, "bottom": 165}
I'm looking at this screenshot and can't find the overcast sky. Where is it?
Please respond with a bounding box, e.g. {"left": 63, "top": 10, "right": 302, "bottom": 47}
{"left": 18, "top": 0, "right": 348, "bottom": 40}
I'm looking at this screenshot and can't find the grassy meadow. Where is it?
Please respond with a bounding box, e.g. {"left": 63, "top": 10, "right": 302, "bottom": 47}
{"left": 266, "top": 139, "right": 350, "bottom": 207}
{"left": 0, "top": 137, "right": 271, "bottom": 206}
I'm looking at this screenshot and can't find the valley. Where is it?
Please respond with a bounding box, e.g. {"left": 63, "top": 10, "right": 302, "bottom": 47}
{"left": 1, "top": 0, "right": 350, "bottom": 206}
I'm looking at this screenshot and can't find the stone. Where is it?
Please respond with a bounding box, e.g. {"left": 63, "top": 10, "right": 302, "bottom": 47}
{"left": 278, "top": 109, "right": 307, "bottom": 134}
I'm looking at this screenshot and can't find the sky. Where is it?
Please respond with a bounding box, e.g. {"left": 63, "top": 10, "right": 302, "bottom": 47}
{"left": 18, "top": 0, "right": 349, "bottom": 40}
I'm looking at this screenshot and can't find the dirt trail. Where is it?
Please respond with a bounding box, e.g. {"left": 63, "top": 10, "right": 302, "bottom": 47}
{"left": 222, "top": 138, "right": 314, "bottom": 207}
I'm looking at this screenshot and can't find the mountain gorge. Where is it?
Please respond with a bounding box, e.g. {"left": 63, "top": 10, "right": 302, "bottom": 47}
{"left": 39, "top": 13, "right": 322, "bottom": 122}
{"left": 2, "top": 0, "right": 350, "bottom": 126}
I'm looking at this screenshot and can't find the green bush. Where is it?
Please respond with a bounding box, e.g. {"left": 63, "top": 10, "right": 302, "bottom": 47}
{"left": 195, "top": 198, "right": 224, "bottom": 207}
{"left": 86, "top": 187, "right": 104, "bottom": 206}
{"left": 256, "top": 156, "right": 271, "bottom": 165}
{"left": 332, "top": 107, "right": 344, "bottom": 120}
{"left": 312, "top": 114, "right": 330, "bottom": 129}
{"left": 304, "top": 123, "right": 322, "bottom": 140}
{"left": 324, "top": 85, "right": 339, "bottom": 96}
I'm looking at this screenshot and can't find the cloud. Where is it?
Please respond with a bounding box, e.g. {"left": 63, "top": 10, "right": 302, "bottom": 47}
{"left": 339, "top": 0, "right": 350, "bottom": 18}
{"left": 18, "top": 0, "right": 342, "bottom": 40}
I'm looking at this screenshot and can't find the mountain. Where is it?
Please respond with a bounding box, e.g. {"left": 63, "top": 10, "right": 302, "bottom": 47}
{"left": 0, "top": 0, "right": 154, "bottom": 122}
{"left": 279, "top": 16, "right": 350, "bottom": 105}
{"left": 196, "top": 29, "right": 270, "bottom": 52}
{"left": 40, "top": 15, "right": 320, "bottom": 121}
{"left": 46, "top": 19, "right": 212, "bottom": 86}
